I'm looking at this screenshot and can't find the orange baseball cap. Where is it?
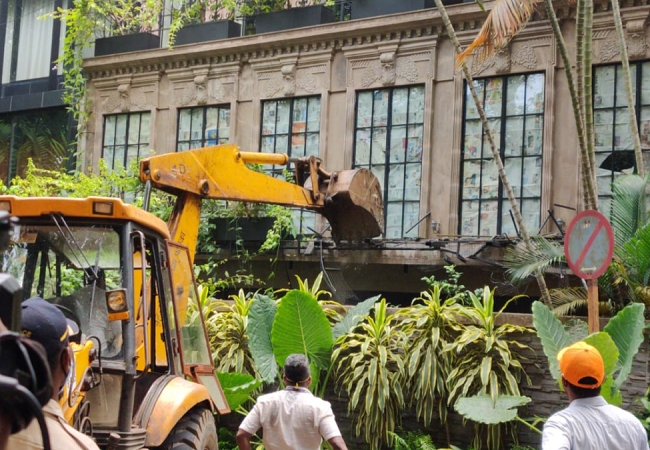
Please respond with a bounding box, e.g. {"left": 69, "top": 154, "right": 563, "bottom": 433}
{"left": 557, "top": 341, "right": 605, "bottom": 389}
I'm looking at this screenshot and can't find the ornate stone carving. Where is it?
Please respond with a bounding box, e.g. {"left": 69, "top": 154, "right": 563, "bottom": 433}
{"left": 360, "top": 55, "right": 419, "bottom": 88}
{"left": 281, "top": 64, "right": 296, "bottom": 96}
{"left": 494, "top": 48, "right": 511, "bottom": 73}
{"left": 177, "top": 78, "right": 226, "bottom": 106}
{"left": 296, "top": 68, "right": 319, "bottom": 93}
{"left": 626, "top": 19, "right": 647, "bottom": 59}
{"left": 598, "top": 31, "right": 619, "bottom": 62}
{"left": 512, "top": 43, "right": 537, "bottom": 69}
{"left": 102, "top": 83, "right": 148, "bottom": 113}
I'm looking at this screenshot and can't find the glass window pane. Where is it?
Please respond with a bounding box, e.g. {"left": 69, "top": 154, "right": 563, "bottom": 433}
{"left": 128, "top": 115, "right": 141, "bottom": 145}
{"left": 113, "top": 146, "right": 126, "bottom": 169}
{"left": 305, "top": 133, "right": 319, "bottom": 157}
{"left": 407, "top": 126, "right": 423, "bottom": 162}
{"left": 104, "top": 116, "right": 116, "bottom": 146}
{"left": 205, "top": 108, "right": 218, "bottom": 143}
{"left": 482, "top": 119, "right": 501, "bottom": 158}
{"left": 390, "top": 126, "right": 406, "bottom": 163}
{"left": 466, "top": 80, "right": 484, "bottom": 119}
{"left": 276, "top": 135, "right": 289, "bottom": 153}
{"left": 464, "top": 120, "right": 482, "bottom": 159}
{"left": 594, "top": 110, "right": 614, "bottom": 151}
{"left": 355, "top": 129, "right": 371, "bottom": 164}
{"left": 480, "top": 201, "right": 498, "bottom": 236}
{"left": 523, "top": 157, "right": 542, "bottom": 197}
{"left": 616, "top": 64, "right": 637, "bottom": 107}
{"left": 403, "top": 202, "right": 420, "bottom": 238}
{"left": 504, "top": 158, "right": 522, "bottom": 198}
{"left": 293, "top": 98, "right": 308, "bottom": 124}
{"left": 463, "top": 161, "right": 481, "bottom": 200}
{"left": 371, "top": 164, "right": 385, "bottom": 190}
{"left": 642, "top": 62, "right": 650, "bottom": 105}
{"left": 404, "top": 163, "right": 421, "bottom": 201}
{"left": 261, "top": 136, "right": 275, "bottom": 153}
{"left": 525, "top": 73, "right": 545, "bottom": 114}
{"left": 307, "top": 98, "right": 321, "bottom": 132}
{"left": 386, "top": 203, "right": 403, "bottom": 238}
{"left": 371, "top": 128, "right": 387, "bottom": 164}
{"left": 179, "top": 110, "right": 191, "bottom": 142}
{"left": 462, "top": 201, "right": 479, "bottom": 235}
{"left": 276, "top": 100, "right": 290, "bottom": 134}
{"left": 115, "top": 115, "right": 127, "bottom": 144}
{"left": 505, "top": 117, "right": 524, "bottom": 156}
{"left": 219, "top": 108, "right": 230, "bottom": 139}
{"left": 484, "top": 78, "right": 503, "bottom": 117}
{"left": 481, "top": 160, "right": 498, "bottom": 199}
{"left": 191, "top": 108, "right": 204, "bottom": 142}
{"left": 372, "top": 90, "right": 389, "bottom": 127}
{"left": 500, "top": 202, "right": 516, "bottom": 237}
{"left": 388, "top": 165, "right": 404, "bottom": 201}
{"left": 506, "top": 75, "right": 525, "bottom": 116}
{"left": 140, "top": 113, "right": 150, "bottom": 144}
{"left": 640, "top": 107, "right": 650, "bottom": 149}
{"left": 408, "top": 86, "right": 425, "bottom": 123}
{"left": 614, "top": 111, "right": 633, "bottom": 151}
{"left": 262, "top": 102, "right": 276, "bottom": 135}
{"left": 392, "top": 88, "right": 408, "bottom": 125}
{"left": 357, "top": 92, "right": 373, "bottom": 127}
{"left": 522, "top": 199, "right": 541, "bottom": 232}
{"left": 524, "top": 115, "right": 543, "bottom": 155}
{"left": 595, "top": 66, "right": 615, "bottom": 109}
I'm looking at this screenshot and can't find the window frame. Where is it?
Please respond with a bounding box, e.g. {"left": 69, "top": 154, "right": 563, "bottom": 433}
{"left": 352, "top": 84, "right": 425, "bottom": 239}
{"left": 175, "top": 104, "right": 231, "bottom": 152}
{"left": 458, "top": 72, "right": 546, "bottom": 237}
{"left": 592, "top": 61, "right": 650, "bottom": 212}
{"left": 101, "top": 111, "right": 151, "bottom": 171}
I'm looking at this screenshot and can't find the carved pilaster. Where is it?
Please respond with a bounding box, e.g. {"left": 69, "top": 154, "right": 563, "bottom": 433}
{"left": 626, "top": 18, "right": 647, "bottom": 59}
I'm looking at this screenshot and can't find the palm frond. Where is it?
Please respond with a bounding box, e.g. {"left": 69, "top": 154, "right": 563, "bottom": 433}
{"left": 549, "top": 287, "right": 587, "bottom": 316}
{"left": 610, "top": 174, "right": 649, "bottom": 252}
{"left": 503, "top": 237, "right": 565, "bottom": 284}
{"left": 620, "top": 222, "right": 650, "bottom": 288}
{"left": 457, "top": 0, "right": 536, "bottom": 65}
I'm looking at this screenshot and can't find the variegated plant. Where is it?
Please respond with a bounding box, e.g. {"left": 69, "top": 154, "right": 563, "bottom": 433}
{"left": 397, "top": 286, "right": 461, "bottom": 436}
{"left": 331, "top": 298, "right": 407, "bottom": 450}
{"left": 445, "top": 287, "right": 532, "bottom": 450}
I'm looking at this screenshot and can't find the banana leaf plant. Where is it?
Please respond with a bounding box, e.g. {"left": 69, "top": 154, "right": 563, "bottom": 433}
{"left": 532, "top": 300, "right": 645, "bottom": 405}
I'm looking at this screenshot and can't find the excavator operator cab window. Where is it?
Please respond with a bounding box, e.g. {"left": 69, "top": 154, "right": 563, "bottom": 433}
{"left": 1, "top": 223, "right": 124, "bottom": 359}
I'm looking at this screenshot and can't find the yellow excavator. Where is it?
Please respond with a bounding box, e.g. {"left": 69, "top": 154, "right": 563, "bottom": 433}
{"left": 0, "top": 144, "right": 383, "bottom": 449}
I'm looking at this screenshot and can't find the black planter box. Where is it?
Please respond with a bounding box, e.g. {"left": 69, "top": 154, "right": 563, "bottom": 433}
{"left": 94, "top": 32, "right": 160, "bottom": 57}
{"left": 212, "top": 217, "right": 276, "bottom": 242}
{"left": 174, "top": 20, "right": 241, "bottom": 45}
{"left": 254, "top": 5, "right": 336, "bottom": 34}
{"left": 351, "top": 0, "right": 464, "bottom": 19}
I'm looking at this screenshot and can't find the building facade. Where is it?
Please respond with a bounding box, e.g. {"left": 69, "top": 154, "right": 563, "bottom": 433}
{"left": 80, "top": 0, "right": 649, "bottom": 302}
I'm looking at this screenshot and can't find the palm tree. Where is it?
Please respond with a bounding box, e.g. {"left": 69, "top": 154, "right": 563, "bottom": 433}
{"left": 432, "top": 0, "right": 552, "bottom": 306}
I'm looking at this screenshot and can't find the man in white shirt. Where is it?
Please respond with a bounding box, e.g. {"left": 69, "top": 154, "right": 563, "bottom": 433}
{"left": 542, "top": 341, "right": 649, "bottom": 450}
{"left": 236, "top": 354, "right": 348, "bottom": 450}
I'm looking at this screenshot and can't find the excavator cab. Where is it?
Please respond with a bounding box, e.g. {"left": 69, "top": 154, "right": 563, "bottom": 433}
{"left": 0, "top": 197, "right": 228, "bottom": 449}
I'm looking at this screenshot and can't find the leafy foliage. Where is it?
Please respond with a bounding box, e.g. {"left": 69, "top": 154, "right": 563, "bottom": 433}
{"left": 332, "top": 298, "right": 407, "bottom": 450}
{"left": 503, "top": 237, "right": 565, "bottom": 285}
{"left": 216, "top": 371, "right": 262, "bottom": 411}
{"left": 271, "top": 290, "right": 333, "bottom": 371}
{"left": 603, "top": 303, "right": 645, "bottom": 389}
{"left": 247, "top": 293, "right": 278, "bottom": 383}
{"left": 445, "top": 288, "right": 531, "bottom": 450}
{"left": 398, "top": 286, "right": 460, "bottom": 427}
{"left": 331, "top": 294, "right": 379, "bottom": 340}
{"left": 388, "top": 429, "right": 438, "bottom": 450}
{"left": 421, "top": 265, "right": 477, "bottom": 305}
{"left": 455, "top": 394, "right": 531, "bottom": 425}
{"left": 531, "top": 301, "right": 572, "bottom": 380}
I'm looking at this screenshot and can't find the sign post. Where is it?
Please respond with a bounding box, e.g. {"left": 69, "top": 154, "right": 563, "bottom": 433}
{"left": 564, "top": 210, "right": 614, "bottom": 333}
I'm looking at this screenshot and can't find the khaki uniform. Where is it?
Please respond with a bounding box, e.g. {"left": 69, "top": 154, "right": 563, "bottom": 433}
{"left": 8, "top": 399, "right": 99, "bottom": 450}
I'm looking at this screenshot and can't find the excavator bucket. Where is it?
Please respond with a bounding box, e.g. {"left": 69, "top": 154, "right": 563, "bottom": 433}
{"left": 321, "top": 168, "right": 384, "bottom": 242}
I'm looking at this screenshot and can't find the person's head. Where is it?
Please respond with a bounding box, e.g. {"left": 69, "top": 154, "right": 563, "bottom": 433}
{"left": 557, "top": 341, "right": 604, "bottom": 400}
{"left": 283, "top": 354, "right": 311, "bottom": 388}
{"left": 21, "top": 297, "right": 75, "bottom": 399}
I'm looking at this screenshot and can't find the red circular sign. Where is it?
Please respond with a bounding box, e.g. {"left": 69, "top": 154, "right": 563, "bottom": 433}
{"left": 564, "top": 210, "right": 615, "bottom": 279}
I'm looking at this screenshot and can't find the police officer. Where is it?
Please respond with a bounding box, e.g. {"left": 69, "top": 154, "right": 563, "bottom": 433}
{"left": 8, "top": 298, "right": 99, "bottom": 450}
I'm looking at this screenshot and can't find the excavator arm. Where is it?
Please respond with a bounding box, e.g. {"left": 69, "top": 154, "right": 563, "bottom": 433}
{"left": 139, "top": 144, "right": 383, "bottom": 261}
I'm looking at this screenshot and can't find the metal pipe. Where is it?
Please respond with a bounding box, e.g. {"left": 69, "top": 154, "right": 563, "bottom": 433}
{"left": 238, "top": 151, "right": 290, "bottom": 166}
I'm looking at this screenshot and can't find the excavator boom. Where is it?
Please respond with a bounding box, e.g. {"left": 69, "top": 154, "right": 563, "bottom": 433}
{"left": 139, "top": 144, "right": 383, "bottom": 260}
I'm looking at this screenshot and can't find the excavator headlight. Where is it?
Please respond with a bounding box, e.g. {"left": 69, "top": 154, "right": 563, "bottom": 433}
{"left": 93, "top": 201, "right": 114, "bottom": 216}
{"left": 106, "top": 289, "right": 129, "bottom": 321}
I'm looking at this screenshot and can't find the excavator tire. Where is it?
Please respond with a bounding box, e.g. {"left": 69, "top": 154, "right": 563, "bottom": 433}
{"left": 158, "top": 407, "right": 218, "bottom": 450}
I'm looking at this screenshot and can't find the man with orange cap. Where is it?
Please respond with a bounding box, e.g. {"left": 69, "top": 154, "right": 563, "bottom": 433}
{"left": 542, "top": 341, "right": 649, "bottom": 449}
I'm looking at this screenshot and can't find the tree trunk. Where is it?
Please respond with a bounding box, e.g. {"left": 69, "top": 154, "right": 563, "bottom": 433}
{"left": 542, "top": 0, "right": 597, "bottom": 210}
{"left": 433, "top": 0, "right": 552, "bottom": 307}
{"left": 583, "top": 0, "right": 598, "bottom": 210}
{"left": 612, "top": 0, "right": 645, "bottom": 178}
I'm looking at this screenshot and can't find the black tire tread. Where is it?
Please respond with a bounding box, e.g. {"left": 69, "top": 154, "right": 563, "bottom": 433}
{"left": 158, "top": 407, "right": 218, "bottom": 450}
